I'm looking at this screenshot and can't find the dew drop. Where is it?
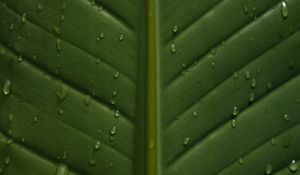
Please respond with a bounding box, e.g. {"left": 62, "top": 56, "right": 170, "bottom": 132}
{"left": 265, "top": 163, "right": 273, "bottom": 175}
{"left": 172, "top": 25, "right": 178, "bottom": 33}
{"left": 242, "top": 0, "right": 249, "bottom": 14}
{"left": 114, "top": 110, "right": 120, "bottom": 118}
{"left": 251, "top": 78, "right": 257, "bottom": 89}
{"left": 119, "top": 34, "right": 124, "bottom": 41}
{"left": 56, "top": 39, "right": 62, "bottom": 51}
{"left": 94, "top": 141, "right": 101, "bottom": 150}
{"left": 183, "top": 137, "right": 190, "bottom": 147}
{"left": 283, "top": 114, "right": 290, "bottom": 123}
{"left": 110, "top": 126, "right": 117, "bottom": 136}
{"left": 53, "top": 26, "right": 60, "bottom": 35}
{"left": 245, "top": 70, "right": 251, "bottom": 80}
{"left": 88, "top": 159, "right": 98, "bottom": 166}
{"left": 289, "top": 160, "right": 298, "bottom": 172}
{"left": 281, "top": 1, "right": 288, "bottom": 19}
{"left": 21, "top": 13, "right": 26, "bottom": 24}
{"left": 56, "top": 164, "right": 68, "bottom": 175}
{"left": 232, "top": 106, "right": 239, "bottom": 116}
{"left": 97, "top": 32, "right": 104, "bottom": 42}
{"left": 8, "top": 113, "right": 14, "bottom": 122}
{"left": 231, "top": 119, "right": 237, "bottom": 129}
{"left": 56, "top": 81, "right": 69, "bottom": 102}
{"left": 3, "top": 80, "right": 11, "bottom": 95}
{"left": 114, "top": 72, "right": 119, "bottom": 79}
{"left": 95, "top": 58, "right": 100, "bottom": 64}
{"left": 170, "top": 44, "right": 177, "bottom": 54}
{"left": 33, "top": 116, "right": 38, "bottom": 123}
{"left": 233, "top": 72, "right": 239, "bottom": 79}
{"left": 271, "top": 137, "right": 276, "bottom": 146}
{"left": 193, "top": 111, "right": 198, "bottom": 117}
{"left": 18, "top": 55, "right": 23, "bottom": 63}
{"left": 9, "top": 23, "right": 14, "bottom": 31}
{"left": 249, "top": 92, "right": 255, "bottom": 103}
{"left": 4, "top": 156, "right": 10, "bottom": 165}
{"left": 37, "top": 4, "right": 43, "bottom": 11}
{"left": 238, "top": 157, "right": 244, "bottom": 165}
{"left": 84, "top": 95, "right": 92, "bottom": 106}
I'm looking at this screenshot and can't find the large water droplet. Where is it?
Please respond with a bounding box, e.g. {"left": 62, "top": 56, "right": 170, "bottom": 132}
{"left": 114, "top": 72, "right": 119, "bottom": 79}
{"left": 119, "top": 34, "right": 124, "bottom": 41}
{"left": 289, "top": 160, "right": 298, "bottom": 172}
{"left": 271, "top": 137, "right": 276, "bottom": 146}
{"left": 110, "top": 126, "right": 117, "bottom": 135}
{"left": 94, "top": 141, "right": 101, "bottom": 150}
{"left": 281, "top": 1, "right": 288, "bottom": 19}
{"left": 231, "top": 119, "right": 237, "bottom": 128}
{"left": 172, "top": 25, "right": 178, "bottom": 34}
{"left": 3, "top": 80, "right": 11, "bottom": 95}
{"left": 170, "top": 44, "right": 177, "bottom": 54}
{"left": 238, "top": 157, "right": 244, "bottom": 165}
{"left": 37, "top": 4, "right": 43, "bottom": 11}
{"left": 56, "top": 164, "right": 68, "bottom": 175}
{"left": 265, "top": 163, "right": 273, "bottom": 175}
{"left": 183, "top": 137, "right": 190, "bottom": 147}
{"left": 114, "top": 110, "right": 120, "bottom": 118}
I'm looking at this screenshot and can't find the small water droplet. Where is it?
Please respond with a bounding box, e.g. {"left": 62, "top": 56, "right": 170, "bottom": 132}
{"left": 21, "top": 13, "right": 26, "bottom": 24}
{"left": 265, "top": 163, "right": 273, "bottom": 175}
{"left": 56, "top": 81, "right": 69, "bottom": 102}
{"left": 271, "top": 137, "right": 276, "bottom": 146}
{"left": 53, "top": 26, "right": 60, "bottom": 35}
{"left": 17, "top": 55, "right": 23, "bottom": 63}
{"left": 110, "top": 99, "right": 116, "bottom": 105}
{"left": 238, "top": 157, "right": 244, "bottom": 165}
{"left": 37, "top": 4, "right": 43, "bottom": 11}
{"left": 56, "top": 164, "right": 68, "bottom": 175}
{"left": 60, "top": 14, "right": 65, "bottom": 22}
{"left": 249, "top": 92, "right": 255, "bottom": 103}
{"left": 210, "top": 47, "right": 217, "bottom": 56}
{"left": 233, "top": 72, "right": 239, "bottom": 79}
{"left": 251, "top": 78, "right": 257, "bottom": 88}
{"left": 8, "top": 113, "right": 14, "bottom": 122}
{"left": 283, "top": 114, "right": 290, "bottom": 123}
{"left": 193, "top": 111, "right": 198, "bottom": 117}
{"left": 245, "top": 70, "right": 251, "bottom": 80}
{"left": 114, "top": 72, "right": 119, "bottom": 79}
{"left": 211, "top": 61, "right": 216, "bottom": 68}
{"left": 57, "top": 109, "right": 64, "bottom": 115}
{"left": 231, "top": 119, "right": 237, "bottom": 128}
{"left": 4, "top": 156, "right": 10, "bottom": 165}
{"left": 33, "top": 116, "right": 38, "bottom": 123}
{"left": 97, "top": 33, "right": 104, "bottom": 42}
{"left": 95, "top": 58, "right": 100, "bottom": 64}
{"left": 88, "top": 159, "right": 98, "bottom": 166}
{"left": 281, "top": 1, "right": 288, "bottom": 19}
{"left": 6, "top": 139, "right": 13, "bottom": 145}
{"left": 119, "top": 34, "right": 124, "bottom": 41}
{"left": 114, "top": 110, "right": 120, "bottom": 118}
{"left": 110, "top": 126, "right": 117, "bottom": 135}
{"left": 243, "top": 0, "right": 249, "bottom": 14}
{"left": 84, "top": 95, "right": 92, "bottom": 106}
{"left": 170, "top": 44, "right": 177, "bottom": 54}
{"left": 172, "top": 25, "right": 178, "bottom": 33}
{"left": 232, "top": 106, "right": 239, "bottom": 116}
{"left": 267, "top": 82, "right": 272, "bottom": 91}
{"left": 183, "top": 137, "right": 190, "bottom": 147}
{"left": 3, "top": 80, "right": 11, "bottom": 95}
{"left": 62, "top": 2, "right": 67, "bottom": 11}
{"left": 56, "top": 39, "right": 62, "bottom": 51}
{"left": 9, "top": 23, "right": 14, "bottom": 31}
{"left": 94, "top": 141, "right": 101, "bottom": 150}
{"left": 289, "top": 160, "right": 298, "bottom": 172}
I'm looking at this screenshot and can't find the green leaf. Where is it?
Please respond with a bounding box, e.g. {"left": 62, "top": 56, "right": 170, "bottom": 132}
{"left": 0, "top": 0, "right": 300, "bottom": 175}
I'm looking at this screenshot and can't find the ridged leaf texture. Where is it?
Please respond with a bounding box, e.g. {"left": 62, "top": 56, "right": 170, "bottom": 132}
{"left": 0, "top": 0, "right": 300, "bottom": 175}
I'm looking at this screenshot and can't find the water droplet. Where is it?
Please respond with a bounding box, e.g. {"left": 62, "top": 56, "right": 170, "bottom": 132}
{"left": 232, "top": 106, "right": 239, "bottom": 116}
{"left": 267, "top": 82, "right": 272, "bottom": 91}
{"left": 21, "top": 13, "right": 26, "bottom": 24}
{"left": 249, "top": 92, "right": 255, "bottom": 103}
{"left": 238, "top": 157, "right": 244, "bottom": 165}
{"left": 245, "top": 70, "right": 251, "bottom": 80}
{"left": 251, "top": 78, "right": 257, "bottom": 88}
{"left": 233, "top": 72, "right": 239, "bottom": 79}
{"left": 112, "top": 90, "right": 117, "bottom": 96}
{"left": 170, "top": 44, "right": 177, "bottom": 54}
{"left": 119, "top": 34, "right": 124, "bottom": 41}
{"left": 84, "top": 95, "right": 92, "bottom": 106}
{"left": 110, "top": 99, "right": 116, "bottom": 105}
{"left": 57, "top": 109, "right": 64, "bottom": 115}
{"left": 4, "top": 156, "right": 10, "bottom": 165}
{"left": 211, "top": 61, "right": 216, "bottom": 68}
{"left": 94, "top": 141, "right": 101, "bottom": 150}
{"left": 8, "top": 113, "right": 14, "bottom": 122}
{"left": 110, "top": 126, "right": 117, "bottom": 135}
{"left": 210, "top": 47, "right": 217, "bottom": 56}
{"left": 17, "top": 55, "right": 23, "bottom": 63}
{"left": 172, "top": 25, "right": 178, "bottom": 33}
{"left": 289, "top": 160, "right": 298, "bottom": 172}
{"left": 3, "top": 80, "right": 11, "bottom": 95}
{"left": 271, "top": 137, "right": 276, "bottom": 146}
{"left": 183, "top": 137, "right": 190, "bottom": 147}
{"left": 283, "top": 114, "right": 290, "bottom": 123}
{"left": 62, "top": 2, "right": 67, "bottom": 11}
{"left": 6, "top": 139, "right": 13, "bottom": 145}
{"left": 114, "top": 110, "right": 120, "bottom": 118}
{"left": 95, "top": 58, "right": 100, "bottom": 64}
{"left": 9, "top": 23, "right": 14, "bottom": 31}
{"left": 56, "top": 81, "right": 69, "bottom": 102}
{"left": 97, "top": 32, "right": 104, "bottom": 41}
{"left": 114, "top": 72, "right": 119, "bottom": 79}
{"left": 37, "top": 4, "right": 43, "bottom": 11}
{"left": 243, "top": 0, "right": 249, "bottom": 14}
{"left": 53, "top": 26, "right": 60, "bottom": 35}
{"left": 56, "top": 164, "right": 68, "bottom": 175}
{"left": 88, "top": 159, "right": 98, "bottom": 166}
{"left": 193, "top": 111, "right": 198, "bottom": 117}
{"left": 265, "top": 163, "right": 273, "bottom": 175}
{"left": 60, "top": 14, "right": 65, "bottom": 22}
{"left": 33, "top": 116, "right": 38, "bottom": 123}
{"left": 281, "top": 1, "right": 288, "bottom": 19}
{"left": 231, "top": 119, "right": 237, "bottom": 128}
{"left": 56, "top": 39, "right": 62, "bottom": 51}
